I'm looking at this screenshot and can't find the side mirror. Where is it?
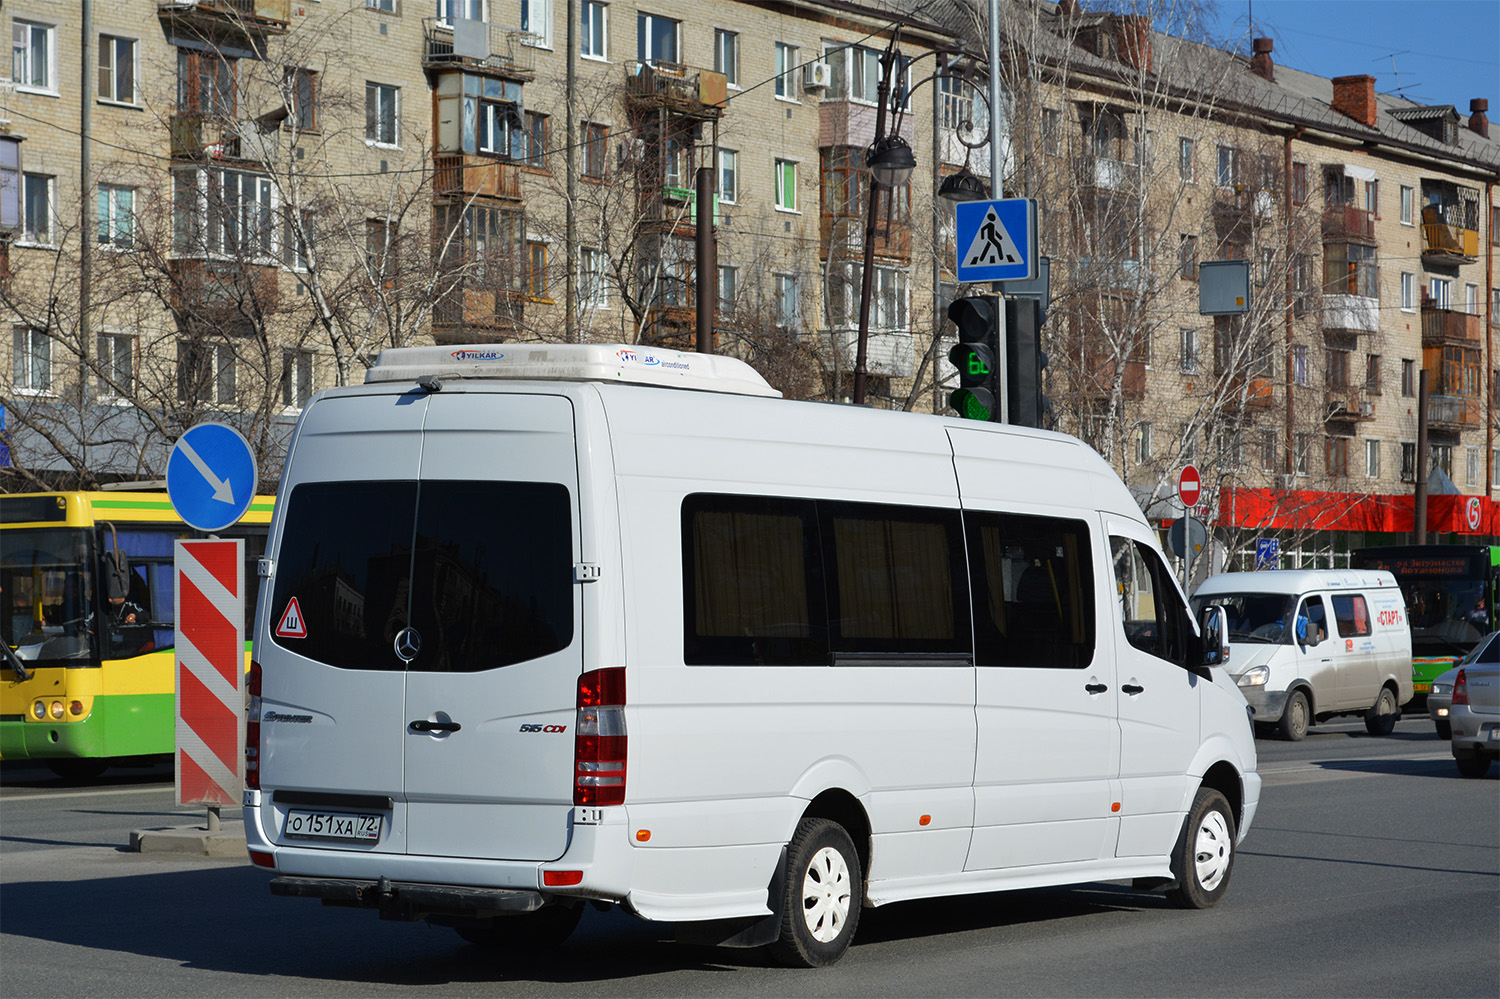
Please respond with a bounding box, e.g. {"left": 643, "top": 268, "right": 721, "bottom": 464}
{"left": 102, "top": 550, "right": 131, "bottom": 601}
{"left": 1199, "top": 605, "right": 1230, "bottom": 667}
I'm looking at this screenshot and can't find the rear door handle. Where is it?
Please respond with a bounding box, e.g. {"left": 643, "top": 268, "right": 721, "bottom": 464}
{"left": 1122, "top": 683, "right": 1144, "bottom": 695}
{"left": 409, "top": 719, "right": 461, "bottom": 733}
{"left": 1085, "top": 683, "right": 1109, "bottom": 694}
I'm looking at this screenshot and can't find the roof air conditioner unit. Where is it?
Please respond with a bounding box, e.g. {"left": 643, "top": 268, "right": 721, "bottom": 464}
{"left": 1359, "top": 401, "right": 1374, "bottom": 416}
{"left": 803, "top": 61, "right": 832, "bottom": 91}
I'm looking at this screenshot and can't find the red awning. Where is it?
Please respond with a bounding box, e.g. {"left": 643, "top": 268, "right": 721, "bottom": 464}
{"left": 1215, "top": 488, "right": 1497, "bottom": 536}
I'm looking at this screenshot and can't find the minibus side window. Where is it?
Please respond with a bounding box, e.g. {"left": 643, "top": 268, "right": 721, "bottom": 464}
{"left": 822, "top": 501, "right": 969, "bottom": 658}
{"left": 1330, "top": 594, "right": 1370, "bottom": 637}
{"left": 682, "top": 495, "right": 828, "bottom": 666}
{"left": 269, "top": 481, "right": 418, "bottom": 670}
{"left": 966, "top": 512, "right": 1095, "bottom": 669}
{"left": 1111, "top": 537, "right": 1188, "bottom": 666}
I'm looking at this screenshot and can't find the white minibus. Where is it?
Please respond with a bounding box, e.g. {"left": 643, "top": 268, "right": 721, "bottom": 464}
{"left": 244, "top": 344, "right": 1260, "bottom": 967}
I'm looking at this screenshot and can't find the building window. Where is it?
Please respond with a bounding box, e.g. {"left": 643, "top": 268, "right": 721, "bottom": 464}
{"left": 1134, "top": 422, "right": 1152, "bottom": 465}
{"left": 1429, "top": 276, "right": 1452, "bottom": 309}
{"left": 1180, "top": 328, "right": 1198, "bottom": 373}
{"left": 174, "top": 168, "right": 276, "bottom": 258}
{"left": 823, "top": 41, "right": 883, "bottom": 104}
{"left": 1292, "top": 161, "right": 1308, "bottom": 204}
{"left": 177, "top": 49, "right": 237, "bottom": 116}
{"left": 523, "top": 111, "right": 548, "bottom": 168}
{"left": 1467, "top": 446, "right": 1482, "bottom": 486}
{"left": 581, "top": 1, "right": 607, "bottom": 59}
{"left": 774, "top": 42, "right": 798, "bottom": 100}
{"left": 178, "top": 340, "right": 236, "bottom": 406}
{"left": 95, "top": 332, "right": 134, "bottom": 397}
{"left": 365, "top": 82, "right": 399, "bottom": 146}
{"left": 12, "top": 326, "right": 51, "bottom": 394}
{"left": 1400, "top": 442, "right": 1416, "bottom": 482}
{"left": 1179, "top": 234, "right": 1197, "bottom": 279}
{"left": 287, "top": 67, "right": 318, "bottom": 131}
{"left": 281, "top": 348, "right": 314, "bottom": 409}
{"left": 1365, "top": 439, "right": 1381, "bottom": 478}
{"left": 1366, "top": 353, "right": 1381, "bottom": 394}
{"left": 579, "top": 247, "right": 609, "bottom": 309}
{"left": 1433, "top": 444, "right": 1453, "bottom": 479}
{"left": 1326, "top": 348, "right": 1349, "bottom": 390}
{"left": 1466, "top": 283, "right": 1479, "bottom": 315}
{"left": 582, "top": 122, "right": 608, "bottom": 179}
{"left": 1216, "top": 145, "right": 1238, "bottom": 187}
{"left": 774, "top": 272, "right": 799, "bottom": 327}
{"left": 1365, "top": 178, "right": 1380, "bottom": 217}
{"left": 98, "top": 35, "right": 137, "bottom": 104}
{"left": 438, "top": 0, "right": 485, "bottom": 25}
{"left": 367, "top": 0, "right": 396, "bottom": 10}
{"left": 715, "top": 29, "right": 738, "bottom": 87}
{"left": 637, "top": 12, "right": 678, "bottom": 65}
{"left": 527, "top": 240, "right": 549, "bottom": 299}
{"left": 1401, "top": 358, "right": 1415, "bottom": 396}
{"left": 284, "top": 209, "right": 312, "bottom": 270}
{"left": 1295, "top": 433, "right": 1311, "bottom": 475}
{"left": 1399, "top": 184, "right": 1413, "bottom": 225}
{"left": 12, "top": 20, "right": 55, "bottom": 92}
{"left": 1259, "top": 247, "right": 1275, "bottom": 285}
{"left": 21, "top": 173, "right": 52, "bottom": 244}
{"left": 521, "top": 0, "right": 552, "bottom": 48}
{"left": 1327, "top": 436, "right": 1349, "bottom": 478}
{"left": 1178, "top": 137, "right": 1194, "bottom": 182}
{"left": 718, "top": 148, "right": 737, "bottom": 203}
{"left": 1293, "top": 344, "right": 1309, "bottom": 386}
{"left": 1400, "top": 272, "right": 1416, "bottom": 311}
{"left": 97, "top": 184, "right": 135, "bottom": 249}
{"left": 717, "top": 264, "right": 736, "bottom": 316}
{"left": 1260, "top": 430, "right": 1277, "bottom": 472}
{"left": 1324, "top": 242, "right": 1377, "bottom": 298}
{"left": 775, "top": 158, "right": 797, "bottom": 212}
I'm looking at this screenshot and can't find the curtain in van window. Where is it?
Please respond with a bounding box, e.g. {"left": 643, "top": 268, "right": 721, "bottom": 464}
{"left": 967, "top": 512, "right": 1095, "bottom": 669}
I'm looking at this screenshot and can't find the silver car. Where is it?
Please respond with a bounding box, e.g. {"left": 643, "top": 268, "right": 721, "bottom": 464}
{"left": 1449, "top": 660, "right": 1500, "bottom": 778}
{"left": 1429, "top": 631, "right": 1500, "bottom": 739}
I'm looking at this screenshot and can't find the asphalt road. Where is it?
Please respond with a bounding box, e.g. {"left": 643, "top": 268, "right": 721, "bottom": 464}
{"left": 2, "top": 719, "right": 1496, "bottom": 998}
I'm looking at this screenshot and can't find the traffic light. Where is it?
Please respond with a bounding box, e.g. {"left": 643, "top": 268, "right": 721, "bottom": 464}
{"left": 947, "top": 295, "right": 1001, "bottom": 422}
{"left": 1005, "top": 297, "right": 1049, "bottom": 428}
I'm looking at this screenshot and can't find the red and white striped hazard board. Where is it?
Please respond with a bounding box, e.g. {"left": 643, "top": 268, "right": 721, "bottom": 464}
{"left": 174, "top": 539, "right": 245, "bottom": 808}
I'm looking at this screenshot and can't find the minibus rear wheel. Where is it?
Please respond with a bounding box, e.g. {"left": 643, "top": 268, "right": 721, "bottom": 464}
{"left": 1165, "top": 787, "right": 1236, "bottom": 910}
{"left": 454, "top": 901, "right": 583, "bottom": 951}
{"left": 1363, "top": 687, "right": 1399, "bottom": 736}
{"left": 769, "top": 817, "right": 863, "bottom": 967}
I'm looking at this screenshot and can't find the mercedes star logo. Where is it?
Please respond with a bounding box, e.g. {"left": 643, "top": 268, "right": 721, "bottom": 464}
{"left": 393, "top": 626, "right": 422, "bottom": 663}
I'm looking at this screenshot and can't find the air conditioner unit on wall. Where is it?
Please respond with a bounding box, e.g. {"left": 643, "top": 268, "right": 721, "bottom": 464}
{"left": 803, "top": 62, "right": 832, "bottom": 91}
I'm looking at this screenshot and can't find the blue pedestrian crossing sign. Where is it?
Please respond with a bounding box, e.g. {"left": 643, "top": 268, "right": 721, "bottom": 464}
{"left": 955, "top": 198, "right": 1038, "bottom": 283}
{"left": 167, "top": 422, "right": 258, "bottom": 533}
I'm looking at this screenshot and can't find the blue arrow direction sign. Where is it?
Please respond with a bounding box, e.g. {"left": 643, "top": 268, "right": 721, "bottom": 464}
{"left": 955, "top": 198, "right": 1038, "bottom": 283}
{"left": 167, "top": 423, "right": 257, "bottom": 533}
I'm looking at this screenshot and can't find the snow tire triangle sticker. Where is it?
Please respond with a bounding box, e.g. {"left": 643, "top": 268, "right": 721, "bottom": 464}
{"left": 276, "top": 597, "right": 307, "bottom": 639}
{"left": 962, "top": 206, "right": 1023, "bottom": 268}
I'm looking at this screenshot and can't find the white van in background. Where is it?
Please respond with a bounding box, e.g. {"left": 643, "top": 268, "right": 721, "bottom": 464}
{"left": 244, "top": 344, "right": 1261, "bottom": 967}
{"left": 1192, "top": 569, "right": 1413, "bottom": 741}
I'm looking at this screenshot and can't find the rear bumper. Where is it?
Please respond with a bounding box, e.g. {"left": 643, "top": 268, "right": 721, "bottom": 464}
{"left": 270, "top": 875, "right": 544, "bottom": 920}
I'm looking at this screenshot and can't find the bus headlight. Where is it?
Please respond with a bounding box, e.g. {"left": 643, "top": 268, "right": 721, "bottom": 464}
{"left": 49, "top": 700, "right": 65, "bottom": 720}
{"left": 1237, "top": 665, "right": 1269, "bottom": 687}
{"left": 31, "top": 701, "right": 46, "bottom": 720}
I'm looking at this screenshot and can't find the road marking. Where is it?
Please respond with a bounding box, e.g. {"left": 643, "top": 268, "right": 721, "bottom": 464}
{"left": 2, "top": 785, "right": 174, "bottom": 803}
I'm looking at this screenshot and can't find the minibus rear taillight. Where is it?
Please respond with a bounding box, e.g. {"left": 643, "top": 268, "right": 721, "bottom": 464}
{"left": 575, "top": 667, "right": 626, "bottom": 806}
{"left": 1453, "top": 669, "right": 1470, "bottom": 707}
{"left": 246, "top": 660, "right": 262, "bottom": 791}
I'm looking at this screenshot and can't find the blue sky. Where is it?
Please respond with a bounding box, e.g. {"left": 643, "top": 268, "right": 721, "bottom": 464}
{"left": 1210, "top": 0, "right": 1499, "bottom": 113}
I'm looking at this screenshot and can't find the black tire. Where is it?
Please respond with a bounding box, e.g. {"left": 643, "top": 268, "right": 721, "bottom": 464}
{"left": 47, "top": 758, "right": 109, "bottom": 781}
{"left": 1435, "top": 719, "right": 1452, "bottom": 740}
{"left": 1454, "top": 753, "right": 1493, "bottom": 779}
{"left": 454, "top": 902, "right": 583, "bottom": 950}
{"left": 1364, "top": 686, "right": 1399, "bottom": 736}
{"left": 1279, "top": 689, "right": 1310, "bottom": 742}
{"left": 769, "top": 818, "right": 863, "bottom": 968}
{"left": 1165, "top": 788, "right": 1236, "bottom": 910}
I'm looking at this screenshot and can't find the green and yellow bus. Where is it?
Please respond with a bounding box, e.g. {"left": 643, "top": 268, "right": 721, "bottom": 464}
{"left": 1350, "top": 545, "right": 1500, "bottom": 700}
{"left": 1, "top": 491, "right": 273, "bottom": 779}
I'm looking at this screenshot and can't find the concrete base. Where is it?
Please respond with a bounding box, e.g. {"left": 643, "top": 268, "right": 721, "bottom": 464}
{"left": 129, "top": 824, "right": 246, "bottom": 858}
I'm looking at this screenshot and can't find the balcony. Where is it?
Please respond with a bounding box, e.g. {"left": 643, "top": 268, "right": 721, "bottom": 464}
{"left": 1212, "top": 187, "right": 1275, "bottom": 224}
{"left": 433, "top": 155, "right": 522, "bottom": 201}
{"left": 820, "top": 329, "right": 915, "bottom": 379}
{"left": 1321, "top": 205, "right": 1375, "bottom": 243}
{"left": 1321, "top": 294, "right": 1379, "bottom": 335}
{"left": 819, "top": 100, "right": 914, "bottom": 150}
{"left": 169, "top": 114, "right": 280, "bottom": 164}
{"left": 432, "top": 283, "right": 525, "bottom": 334}
{"left": 1075, "top": 256, "right": 1144, "bottom": 292}
{"left": 168, "top": 258, "right": 280, "bottom": 325}
{"left": 820, "top": 214, "right": 911, "bottom": 262}
{"left": 1420, "top": 221, "right": 1479, "bottom": 265}
{"left": 1074, "top": 155, "right": 1138, "bottom": 193}
{"left": 1426, "top": 394, "right": 1481, "bottom": 429}
{"left": 1078, "top": 358, "right": 1146, "bottom": 401}
{"left": 422, "top": 18, "right": 537, "bottom": 79}
{"left": 624, "top": 62, "right": 727, "bottom": 118}
{"left": 640, "top": 306, "right": 700, "bottom": 350}
{"left": 1422, "top": 304, "right": 1482, "bottom": 346}
{"left": 1324, "top": 387, "right": 1374, "bottom": 422}
{"left": 158, "top": 0, "right": 290, "bottom": 31}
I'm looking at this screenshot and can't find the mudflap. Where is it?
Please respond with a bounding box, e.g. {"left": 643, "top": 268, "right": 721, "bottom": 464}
{"left": 675, "top": 846, "right": 788, "bottom": 950}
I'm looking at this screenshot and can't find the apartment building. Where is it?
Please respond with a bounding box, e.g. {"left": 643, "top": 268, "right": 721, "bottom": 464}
{"left": 1, "top": 0, "right": 1495, "bottom": 568}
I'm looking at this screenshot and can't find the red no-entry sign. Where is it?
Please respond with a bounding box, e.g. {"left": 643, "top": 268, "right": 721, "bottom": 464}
{"left": 1178, "top": 465, "right": 1201, "bottom": 507}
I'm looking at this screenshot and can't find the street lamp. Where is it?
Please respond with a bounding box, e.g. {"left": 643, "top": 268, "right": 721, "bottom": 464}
{"left": 866, "top": 135, "right": 916, "bottom": 188}
{"left": 937, "top": 164, "right": 990, "bottom": 211}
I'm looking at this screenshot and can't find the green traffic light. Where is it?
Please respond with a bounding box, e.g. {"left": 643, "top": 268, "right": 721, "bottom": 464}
{"left": 949, "top": 387, "right": 995, "bottom": 422}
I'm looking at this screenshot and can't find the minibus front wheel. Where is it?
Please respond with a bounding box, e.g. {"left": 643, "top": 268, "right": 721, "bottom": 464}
{"left": 1165, "top": 787, "right": 1236, "bottom": 910}
{"left": 769, "top": 817, "right": 863, "bottom": 967}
